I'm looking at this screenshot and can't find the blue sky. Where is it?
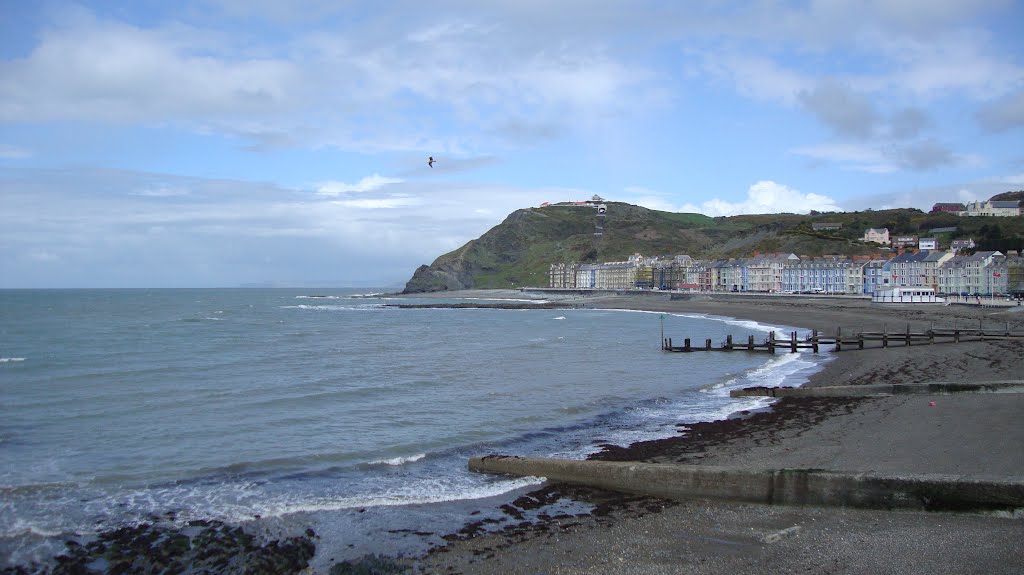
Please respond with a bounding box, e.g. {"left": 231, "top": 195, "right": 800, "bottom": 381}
{"left": 1, "top": 0, "right": 1023, "bottom": 288}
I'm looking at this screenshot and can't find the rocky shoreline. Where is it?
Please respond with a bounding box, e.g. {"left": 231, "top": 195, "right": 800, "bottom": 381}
{"left": 1, "top": 519, "right": 316, "bottom": 575}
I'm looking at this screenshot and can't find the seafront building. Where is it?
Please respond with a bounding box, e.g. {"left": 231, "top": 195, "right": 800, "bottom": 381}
{"left": 549, "top": 249, "right": 1014, "bottom": 296}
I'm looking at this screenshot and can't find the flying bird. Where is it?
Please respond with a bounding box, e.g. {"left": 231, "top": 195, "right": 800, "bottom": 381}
{"left": 427, "top": 156, "right": 435, "bottom": 168}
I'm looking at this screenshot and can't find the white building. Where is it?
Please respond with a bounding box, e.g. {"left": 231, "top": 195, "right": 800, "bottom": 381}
{"left": 863, "top": 228, "right": 890, "bottom": 245}
{"left": 960, "top": 200, "right": 1022, "bottom": 217}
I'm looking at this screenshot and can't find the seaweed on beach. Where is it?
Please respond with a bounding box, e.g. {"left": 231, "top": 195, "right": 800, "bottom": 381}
{"left": 328, "top": 553, "right": 411, "bottom": 575}
{"left": 6, "top": 520, "right": 316, "bottom": 575}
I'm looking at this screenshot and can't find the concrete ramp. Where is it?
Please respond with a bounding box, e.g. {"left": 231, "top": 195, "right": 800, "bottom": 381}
{"left": 470, "top": 456, "right": 1024, "bottom": 512}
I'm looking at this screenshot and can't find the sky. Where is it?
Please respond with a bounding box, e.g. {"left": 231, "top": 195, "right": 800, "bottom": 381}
{"left": 1, "top": 1, "right": 1023, "bottom": 288}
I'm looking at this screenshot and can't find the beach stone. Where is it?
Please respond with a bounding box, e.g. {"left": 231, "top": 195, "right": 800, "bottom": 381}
{"left": 32, "top": 520, "right": 316, "bottom": 575}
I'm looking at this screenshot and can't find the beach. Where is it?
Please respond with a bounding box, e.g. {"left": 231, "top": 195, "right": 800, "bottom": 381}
{"left": 410, "top": 292, "right": 1024, "bottom": 574}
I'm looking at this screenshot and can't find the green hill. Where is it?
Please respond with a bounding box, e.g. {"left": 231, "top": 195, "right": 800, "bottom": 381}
{"left": 402, "top": 201, "right": 1024, "bottom": 293}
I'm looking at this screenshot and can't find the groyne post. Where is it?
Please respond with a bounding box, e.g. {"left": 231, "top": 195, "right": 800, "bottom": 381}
{"left": 748, "top": 335, "right": 755, "bottom": 351}
{"left": 790, "top": 331, "right": 797, "bottom": 353}
{"left": 725, "top": 334, "right": 733, "bottom": 351}
{"left": 684, "top": 338, "right": 691, "bottom": 352}
{"left": 705, "top": 338, "right": 711, "bottom": 351}
{"left": 906, "top": 323, "right": 911, "bottom": 347}
{"left": 835, "top": 327, "right": 841, "bottom": 352}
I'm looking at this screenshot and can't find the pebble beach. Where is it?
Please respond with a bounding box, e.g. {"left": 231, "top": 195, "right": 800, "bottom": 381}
{"left": 410, "top": 291, "right": 1024, "bottom": 575}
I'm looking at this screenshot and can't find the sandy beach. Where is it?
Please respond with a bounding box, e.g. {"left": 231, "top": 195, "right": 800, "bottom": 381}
{"left": 406, "top": 291, "right": 1024, "bottom": 574}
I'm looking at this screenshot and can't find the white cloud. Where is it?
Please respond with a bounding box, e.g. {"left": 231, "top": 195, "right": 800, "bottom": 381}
{"left": 957, "top": 189, "right": 980, "bottom": 203}
{"left": 131, "top": 185, "right": 190, "bottom": 197}
{"left": 331, "top": 197, "right": 421, "bottom": 209}
{"left": 0, "top": 12, "right": 300, "bottom": 124}
{"left": 316, "top": 175, "right": 404, "bottom": 196}
{"left": 624, "top": 181, "right": 840, "bottom": 217}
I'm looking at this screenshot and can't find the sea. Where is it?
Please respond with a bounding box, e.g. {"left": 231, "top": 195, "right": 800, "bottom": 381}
{"left": 0, "top": 288, "right": 828, "bottom": 570}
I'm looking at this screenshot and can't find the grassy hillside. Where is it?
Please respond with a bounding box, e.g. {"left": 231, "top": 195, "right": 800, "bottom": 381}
{"left": 402, "top": 201, "right": 1024, "bottom": 292}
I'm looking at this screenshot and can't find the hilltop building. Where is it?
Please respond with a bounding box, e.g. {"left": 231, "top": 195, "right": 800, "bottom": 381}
{"left": 960, "top": 200, "right": 1022, "bottom": 217}
{"left": 931, "top": 202, "right": 966, "bottom": 214}
{"left": 863, "top": 228, "right": 890, "bottom": 245}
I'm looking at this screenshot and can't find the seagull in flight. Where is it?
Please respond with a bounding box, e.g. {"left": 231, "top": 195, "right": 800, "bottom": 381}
{"left": 427, "top": 156, "right": 435, "bottom": 168}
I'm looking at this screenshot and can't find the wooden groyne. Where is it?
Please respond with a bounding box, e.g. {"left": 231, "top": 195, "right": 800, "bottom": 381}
{"left": 663, "top": 320, "right": 1024, "bottom": 354}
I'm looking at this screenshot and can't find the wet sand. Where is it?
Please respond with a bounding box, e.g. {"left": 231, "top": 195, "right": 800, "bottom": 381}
{"left": 407, "top": 292, "right": 1024, "bottom": 575}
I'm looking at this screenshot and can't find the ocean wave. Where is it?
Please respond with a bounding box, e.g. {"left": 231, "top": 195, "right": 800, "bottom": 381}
{"left": 280, "top": 304, "right": 384, "bottom": 311}
{"left": 449, "top": 297, "right": 550, "bottom": 304}
{"left": 1, "top": 357, "right": 27, "bottom": 363}
{"left": 367, "top": 453, "right": 426, "bottom": 466}
{"left": 699, "top": 349, "right": 824, "bottom": 397}
{"left": 239, "top": 476, "right": 546, "bottom": 519}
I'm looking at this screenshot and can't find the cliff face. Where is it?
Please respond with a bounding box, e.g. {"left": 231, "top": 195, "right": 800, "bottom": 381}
{"left": 401, "top": 201, "right": 1024, "bottom": 294}
{"left": 402, "top": 208, "right": 589, "bottom": 293}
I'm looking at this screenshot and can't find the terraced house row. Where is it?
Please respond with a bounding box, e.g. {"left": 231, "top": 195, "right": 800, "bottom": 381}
{"left": 549, "top": 251, "right": 1024, "bottom": 296}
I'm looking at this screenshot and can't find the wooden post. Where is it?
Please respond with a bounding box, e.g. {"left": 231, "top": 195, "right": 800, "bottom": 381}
{"left": 906, "top": 323, "right": 911, "bottom": 347}
{"left": 954, "top": 319, "right": 960, "bottom": 343}
{"left": 858, "top": 332, "right": 864, "bottom": 350}
{"left": 790, "top": 331, "right": 797, "bottom": 353}
{"left": 748, "top": 335, "right": 754, "bottom": 351}
{"left": 835, "top": 327, "right": 841, "bottom": 352}
{"left": 882, "top": 324, "right": 888, "bottom": 348}
{"left": 705, "top": 338, "right": 712, "bottom": 351}
{"left": 725, "top": 334, "right": 733, "bottom": 350}
{"left": 684, "top": 338, "right": 691, "bottom": 352}
{"left": 768, "top": 331, "right": 775, "bottom": 354}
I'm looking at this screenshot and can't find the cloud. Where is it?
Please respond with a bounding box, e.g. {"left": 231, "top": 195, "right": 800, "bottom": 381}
{"left": 976, "top": 89, "right": 1024, "bottom": 133}
{"left": 624, "top": 181, "right": 840, "bottom": 217}
{"left": 896, "top": 139, "right": 957, "bottom": 171}
{"left": 0, "top": 11, "right": 301, "bottom": 125}
{"left": 0, "top": 144, "right": 31, "bottom": 159}
{"left": 799, "top": 79, "right": 879, "bottom": 139}
{"left": 0, "top": 167, "right": 553, "bottom": 287}
{"left": 887, "top": 107, "right": 931, "bottom": 139}
{"left": 791, "top": 139, "right": 962, "bottom": 173}
{"left": 695, "top": 51, "right": 810, "bottom": 107}
{"left": 331, "top": 197, "right": 421, "bottom": 209}
{"left": 316, "top": 175, "right": 403, "bottom": 196}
